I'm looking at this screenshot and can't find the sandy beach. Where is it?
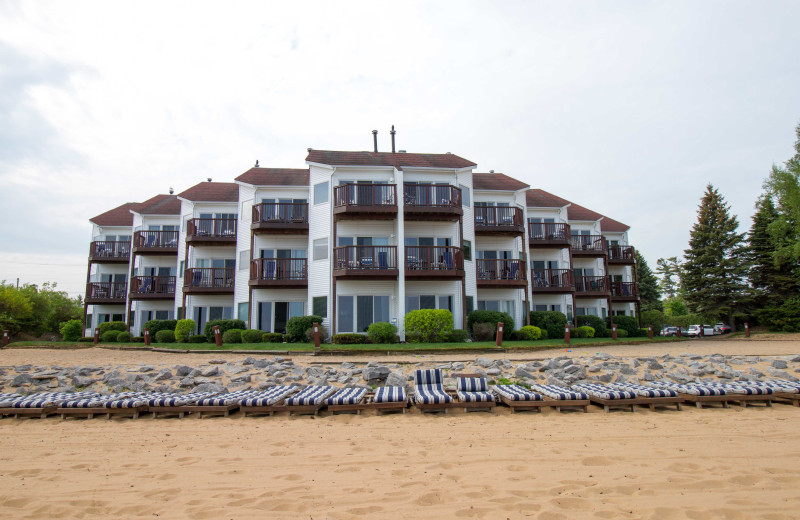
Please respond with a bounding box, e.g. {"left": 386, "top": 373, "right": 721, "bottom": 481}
{"left": 2, "top": 339, "right": 800, "bottom": 519}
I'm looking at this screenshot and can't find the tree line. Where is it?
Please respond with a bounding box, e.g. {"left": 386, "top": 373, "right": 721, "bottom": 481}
{"left": 0, "top": 282, "right": 83, "bottom": 338}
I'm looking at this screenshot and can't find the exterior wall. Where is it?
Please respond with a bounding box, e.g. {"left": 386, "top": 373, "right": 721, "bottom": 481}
{"left": 308, "top": 165, "right": 334, "bottom": 332}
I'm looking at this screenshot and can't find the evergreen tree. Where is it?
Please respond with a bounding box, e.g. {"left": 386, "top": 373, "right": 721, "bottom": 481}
{"left": 655, "top": 256, "right": 682, "bottom": 299}
{"left": 764, "top": 122, "right": 800, "bottom": 284}
{"left": 745, "top": 194, "right": 798, "bottom": 304}
{"left": 682, "top": 185, "right": 748, "bottom": 324}
{"left": 635, "top": 250, "right": 661, "bottom": 311}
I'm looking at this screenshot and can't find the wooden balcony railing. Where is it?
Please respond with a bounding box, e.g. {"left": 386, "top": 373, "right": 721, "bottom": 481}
{"left": 184, "top": 268, "right": 234, "bottom": 289}
{"left": 403, "top": 185, "right": 461, "bottom": 207}
{"left": 570, "top": 235, "right": 607, "bottom": 253}
{"left": 528, "top": 223, "right": 571, "bottom": 244}
{"left": 334, "top": 184, "right": 397, "bottom": 208}
{"left": 608, "top": 245, "right": 635, "bottom": 262}
{"left": 89, "top": 241, "right": 130, "bottom": 260}
{"left": 186, "top": 219, "right": 237, "bottom": 240}
{"left": 250, "top": 258, "right": 307, "bottom": 282}
{"left": 476, "top": 259, "right": 525, "bottom": 283}
{"left": 610, "top": 281, "right": 638, "bottom": 298}
{"left": 574, "top": 275, "right": 608, "bottom": 294}
{"left": 333, "top": 246, "right": 398, "bottom": 271}
{"left": 86, "top": 282, "right": 127, "bottom": 301}
{"left": 474, "top": 206, "right": 524, "bottom": 233}
{"left": 405, "top": 246, "right": 464, "bottom": 272}
{"left": 252, "top": 203, "right": 308, "bottom": 226}
{"left": 130, "top": 276, "right": 176, "bottom": 296}
{"left": 531, "top": 269, "right": 574, "bottom": 289}
{"left": 133, "top": 231, "right": 178, "bottom": 250}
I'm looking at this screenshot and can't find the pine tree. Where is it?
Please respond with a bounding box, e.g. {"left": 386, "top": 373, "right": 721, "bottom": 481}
{"left": 682, "top": 184, "right": 748, "bottom": 324}
{"left": 745, "top": 194, "right": 798, "bottom": 304}
{"left": 764, "top": 122, "right": 800, "bottom": 285}
{"left": 635, "top": 250, "right": 661, "bottom": 311}
{"left": 655, "top": 257, "right": 682, "bottom": 299}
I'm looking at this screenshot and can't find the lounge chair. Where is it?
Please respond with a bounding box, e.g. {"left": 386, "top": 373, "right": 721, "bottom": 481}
{"left": 414, "top": 369, "right": 453, "bottom": 413}
{"left": 491, "top": 384, "right": 547, "bottom": 413}
{"left": 455, "top": 377, "right": 495, "bottom": 412}
{"left": 744, "top": 380, "right": 800, "bottom": 406}
{"left": 284, "top": 385, "right": 337, "bottom": 415}
{"left": 0, "top": 392, "right": 99, "bottom": 419}
{"left": 370, "top": 386, "right": 408, "bottom": 415}
{"left": 529, "top": 384, "right": 590, "bottom": 412}
{"left": 186, "top": 390, "right": 262, "bottom": 418}
{"left": 703, "top": 382, "right": 774, "bottom": 408}
{"left": 236, "top": 385, "right": 300, "bottom": 417}
{"left": 325, "top": 387, "right": 368, "bottom": 415}
{"left": 57, "top": 392, "right": 145, "bottom": 419}
{"left": 569, "top": 383, "right": 640, "bottom": 412}
{"left": 608, "top": 382, "right": 684, "bottom": 411}
{"left": 144, "top": 391, "right": 222, "bottom": 418}
{"left": 646, "top": 382, "right": 733, "bottom": 409}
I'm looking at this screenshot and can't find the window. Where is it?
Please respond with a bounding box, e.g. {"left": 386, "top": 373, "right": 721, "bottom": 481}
{"left": 239, "top": 250, "right": 249, "bottom": 270}
{"left": 460, "top": 184, "right": 470, "bottom": 206}
{"left": 439, "top": 295, "right": 453, "bottom": 313}
{"left": 314, "top": 181, "right": 329, "bottom": 204}
{"left": 155, "top": 310, "right": 171, "bottom": 320}
{"left": 339, "top": 295, "right": 389, "bottom": 333}
{"left": 313, "top": 238, "right": 328, "bottom": 260}
{"left": 179, "top": 260, "right": 185, "bottom": 276}
{"left": 407, "top": 295, "right": 452, "bottom": 313}
{"left": 462, "top": 239, "right": 471, "bottom": 261}
{"left": 567, "top": 304, "right": 573, "bottom": 321}
{"left": 466, "top": 296, "right": 474, "bottom": 314}
{"left": 238, "top": 302, "right": 249, "bottom": 322}
{"left": 338, "top": 296, "right": 354, "bottom": 333}
{"left": 478, "top": 300, "right": 515, "bottom": 317}
{"left": 313, "top": 296, "right": 327, "bottom": 318}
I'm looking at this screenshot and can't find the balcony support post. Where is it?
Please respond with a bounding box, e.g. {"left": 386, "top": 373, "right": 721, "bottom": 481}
{"left": 83, "top": 258, "right": 92, "bottom": 334}
{"left": 459, "top": 210, "right": 467, "bottom": 331}
{"left": 395, "top": 167, "right": 406, "bottom": 341}
{"left": 247, "top": 231, "right": 255, "bottom": 329}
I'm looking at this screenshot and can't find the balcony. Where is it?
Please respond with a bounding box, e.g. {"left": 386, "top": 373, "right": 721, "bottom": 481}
{"left": 610, "top": 281, "right": 639, "bottom": 301}
{"left": 574, "top": 276, "right": 609, "bottom": 297}
{"left": 185, "top": 219, "right": 237, "bottom": 246}
{"left": 403, "top": 185, "right": 462, "bottom": 221}
{"left": 531, "top": 269, "right": 574, "bottom": 294}
{"left": 476, "top": 259, "right": 526, "bottom": 287}
{"left": 251, "top": 203, "right": 309, "bottom": 234}
{"left": 570, "top": 235, "right": 608, "bottom": 256}
{"left": 249, "top": 258, "right": 308, "bottom": 288}
{"left": 129, "top": 276, "right": 176, "bottom": 300}
{"left": 89, "top": 241, "right": 130, "bottom": 263}
{"left": 405, "top": 246, "right": 465, "bottom": 280}
{"left": 132, "top": 231, "right": 179, "bottom": 255}
{"left": 333, "top": 246, "right": 398, "bottom": 279}
{"left": 85, "top": 282, "right": 127, "bottom": 304}
{"left": 474, "top": 206, "right": 524, "bottom": 235}
{"left": 608, "top": 245, "right": 636, "bottom": 264}
{"left": 183, "top": 268, "right": 234, "bottom": 295}
{"left": 333, "top": 184, "right": 397, "bottom": 220}
{"left": 528, "top": 223, "right": 571, "bottom": 248}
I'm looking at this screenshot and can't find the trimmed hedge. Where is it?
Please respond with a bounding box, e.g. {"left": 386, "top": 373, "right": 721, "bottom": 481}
{"left": 516, "top": 325, "right": 542, "bottom": 341}
{"left": 188, "top": 335, "right": 207, "bottom": 343}
{"left": 472, "top": 323, "right": 495, "bottom": 341}
{"left": 467, "top": 310, "right": 514, "bottom": 340}
{"left": 529, "top": 311, "right": 567, "bottom": 340}
{"left": 60, "top": 319, "right": 83, "bottom": 341}
{"left": 222, "top": 329, "right": 244, "bottom": 344}
{"left": 262, "top": 332, "right": 284, "bottom": 343}
{"left": 78, "top": 336, "right": 94, "bottom": 342}
{"left": 576, "top": 315, "right": 607, "bottom": 337}
{"left": 98, "top": 321, "right": 126, "bottom": 334}
{"left": 573, "top": 326, "right": 595, "bottom": 338}
{"left": 616, "top": 329, "right": 629, "bottom": 338}
{"left": 117, "top": 331, "right": 132, "bottom": 342}
{"left": 540, "top": 328, "right": 548, "bottom": 339}
{"left": 101, "top": 330, "right": 121, "bottom": 342}
{"left": 447, "top": 329, "right": 469, "bottom": 342}
{"left": 203, "top": 319, "right": 246, "bottom": 343}
{"left": 608, "top": 315, "right": 644, "bottom": 337}
{"left": 174, "top": 319, "right": 195, "bottom": 343}
{"left": 143, "top": 319, "right": 178, "bottom": 336}
{"left": 241, "top": 329, "right": 264, "bottom": 343}
{"left": 285, "top": 315, "right": 324, "bottom": 342}
{"left": 155, "top": 330, "right": 175, "bottom": 343}
{"left": 332, "top": 333, "right": 366, "bottom": 345}
{"left": 641, "top": 310, "right": 666, "bottom": 332}
{"left": 405, "top": 309, "right": 454, "bottom": 343}
{"left": 132, "top": 336, "right": 145, "bottom": 343}
{"left": 367, "top": 322, "right": 397, "bottom": 344}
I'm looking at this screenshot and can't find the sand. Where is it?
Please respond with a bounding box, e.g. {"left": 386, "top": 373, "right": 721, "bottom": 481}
{"left": 2, "top": 339, "right": 800, "bottom": 519}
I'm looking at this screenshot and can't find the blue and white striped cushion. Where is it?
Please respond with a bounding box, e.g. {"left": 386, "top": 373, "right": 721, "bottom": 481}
{"left": 610, "top": 383, "right": 678, "bottom": 398}
{"left": 530, "top": 384, "right": 588, "bottom": 400}
{"left": 572, "top": 383, "right": 637, "bottom": 400}
{"left": 145, "top": 391, "right": 220, "bottom": 407}
{"left": 704, "top": 382, "right": 774, "bottom": 396}
{"left": 492, "top": 385, "right": 543, "bottom": 401}
{"left": 747, "top": 380, "right": 800, "bottom": 393}
{"left": 286, "top": 386, "right": 336, "bottom": 406}
{"left": 240, "top": 386, "right": 299, "bottom": 407}
{"left": 0, "top": 393, "right": 26, "bottom": 407}
{"left": 415, "top": 386, "right": 453, "bottom": 404}
{"left": 457, "top": 377, "right": 488, "bottom": 392}
{"left": 105, "top": 397, "right": 147, "bottom": 408}
{"left": 14, "top": 392, "right": 100, "bottom": 408}
{"left": 457, "top": 389, "right": 494, "bottom": 402}
{"left": 647, "top": 382, "right": 727, "bottom": 396}
{"left": 326, "top": 387, "right": 367, "bottom": 406}
{"left": 195, "top": 390, "right": 261, "bottom": 406}
{"left": 414, "top": 369, "right": 443, "bottom": 387}
{"left": 373, "top": 386, "right": 406, "bottom": 403}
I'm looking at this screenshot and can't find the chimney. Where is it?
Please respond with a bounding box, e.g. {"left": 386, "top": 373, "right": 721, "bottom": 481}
{"left": 169, "top": 187, "right": 174, "bottom": 195}
{"left": 207, "top": 178, "right": 212, "bottom": 182}
{"left": 254, "top": 160, "right": 259, "bottom": 167}
{"left": 390, "top": 125, "right": 396, "bottom": 153}
{"left": 372, "top": 130, "right": 378, "bottom": 152}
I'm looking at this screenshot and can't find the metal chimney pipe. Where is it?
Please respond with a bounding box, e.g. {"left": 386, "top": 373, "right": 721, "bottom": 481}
{"left": 390, "top": 125, "right": 396, "bottom": 153}
{"left": 372, "top": 130, "right": 378, "bottom": 152}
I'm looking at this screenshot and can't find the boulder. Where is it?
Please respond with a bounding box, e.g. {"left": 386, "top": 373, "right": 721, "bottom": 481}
{"left": 201, "top": 366, "right": 220, "bottom": 377}
{"left": 515, "top": 367, "right": 537, "bottom": 379}
{"left": 10, "top": 374, "right": 33, "bottom": 387}
{"left": 243, "top": 357, "right": 256, "bottom": 365}
{"left": 71, "top": 375, "right": 94, "bottom": 387}
{"left": 253, "top": 359, "right": 271, "bottom": 369}
{"left": 154, "top": 369, "right": 173, "bottom": 381}
{"left": 363, "top": 366, "right": 390, "bottom": 381}
{"left": 475, "top": 358, "right": 494, "bottom": 368}
{"left": 175, "top": 365, "right": 193, "bottom": 377}
{"left": 139, "top": 365, "right": 156, "bottom": 373}
{"left": 767, "top": 368, "right": 798, "bottom": 381}
{"left": 178, "top": 377, "right": 195, "bottom": 387}
{"left": 771, "top": 360, "right": 789, "bottom": 370}
{"left": 486, "top": 368, "right": 502, "bottom": 376}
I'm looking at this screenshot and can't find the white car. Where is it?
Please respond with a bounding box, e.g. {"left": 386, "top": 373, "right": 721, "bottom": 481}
{"left": 687, "top": 325, "right": 701, "bottom": 337}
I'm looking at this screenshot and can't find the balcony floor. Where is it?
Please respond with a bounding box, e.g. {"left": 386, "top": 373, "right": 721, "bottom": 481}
{"left": 249, "top": 279, "right": 308, "bottom": 289}
{"left": 251, "top": 221, "right": 309, "bottom": 234}
{"left": 332, "top": 268, "right": 399, "bottom": 280}
{"left": 182, "top": 286, "right": 234, "bottom": 295}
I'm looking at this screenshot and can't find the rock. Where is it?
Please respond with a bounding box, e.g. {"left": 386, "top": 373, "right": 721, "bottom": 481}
{"left": 209, "top": 359, "right": 225, "bottom": 365}
{"left": 587, "top": 364, "right": 603, "bottom": 373}
{"left": 175, "top": 365, "right": 193, "bottom": 377}
{"left": 619, "top": 365, "right": 636, "bottom": 375}
{"left": 340, "top": 362, "right": 356, "bottom": 370}
{"left": 201, "top": 366, "right": 220, "bottom": 377}
{"left": 74, "top": 367, "right": 94, "bottom": 377}
{"left": 437, "top": 363, "right": 453, "bottom": 370}
{"left": 154, "top": 369, "right": 173, "bottom": 381}
{"left": 15, "top": 365, "right": 32, "bottom": 372}
{"left": 641, "top": 370, "right": 656, "bottom": 382}
{"left": 768, "top": 368, "right": 798, "bottom": 381}
{"left": 106, "top": 378, "right": 127, "bottom": 388}
{"left": 231, "top": 374, "right": 252, "bottom": 383}
{"left": 515, "top": 367, "right": 537, "bottom": 379}
{"left": 139, "top": 365, "right": 156, "bottom": 373}
{"left": 546, "top": 374, "right": 568, "bottom": 387}
{"left": 451, "top": 362, "right": 465, "bottom": 371}
{"left": 363, "top": 366, "right": 390, "bottom": 381}
{"left": 486, "top": 368, "right": 502, "bottom": 376}
{"left": 253, "top": 359, "right": 271, "bottom": 369}
{"left": 194, "top": 383, "right": 226, "bottom": 393}
{"left": 10, "top": 374, "right": 33, "bottom": 387}
{"left": 71, "top": 375, "right": 94, "bottom": 387}
{"left": 225, "top": 365, "right": 249, "bottom": 375}
{"left": 647, "top": 361, "right": 664, "bottom": 371}
{"left": 386, "top": 371, "right": 406, "bottom": 388}
{"left": 788, "top": 355, "right": 800, "bottom": 363}
{"left": 243, "top": 357, "right": 256, "bottom": 365}
{"left": 179, "top": 377, "right": 195, "bottom": 387}
{"left": 772, "top": 360, "right": 789, "bottom": 370}
{"left": 597, "top": 372, "right": 613, "bottom": 383}
{"left": 475, "top": 358, "right": 494, "bottom": 368}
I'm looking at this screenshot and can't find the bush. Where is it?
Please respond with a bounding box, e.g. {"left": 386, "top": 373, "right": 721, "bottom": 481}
{"left": 262, "top": 332, "right": 284, "bottom": 343}
{"left": 332, "top": 333, "right": 366, "bottom": 344}
{"left": 574, "top": 325, "right": 595, "bottom": 338}
{"left": 188, "top": 335, "right": 207, "bottom": 343}
{"left": 240, "top": 329, "right": 263, "bottom": 343}
{"left": 101, "top": 330, "right": 121, "bottom": 342}
{"left": 155, "top": 330, "right": 175, "bottom": 343}
{"left": 516, "top": 325, "right": 542, "bottom": 341}
{"left": 467, "top": 310, "right": 514, "bottom": 340}
{"left": 662, "top": 313, "right": 711, "bottom": 330}
{"left": 305, "top": 324, "right": 330, "bottom": 343}
{"left": 174, "top": 319, "right": 195, "bottom": 343}
{"left": 576, "top": 315, "right": 607, "bottom": 337}
{"left": 222, "top": 329, "right": 243, "bottom": 344}
{"left": 405, "top": 309, "right": 454, "bottom": 343}
{"left": 607, "top": 315, "right": 642, "bottom": 337}
{"left": 117, "top": 331, "right": 132, "bottom": 342}
{"left": 78, "top": 336, "right": 94, "bottom": 342}
{"left": 132, "top": 336, "right": 145, "bottom": 343}
{"left": 447, "top": 329, "right": 469, "bottom": 342}
{"left": 529, "top": 311, "right": 568, "bottom": 340}
{"left": 143, "top": 319, "right": 178, "bottom": 336}
{"left": 616, "top": 329, "right": 629, "bottom": 338}
{"left": 285, "top": 315, "right": 324, "bottom": 342}
{"left": 367, "top": 322, "right": 397, "bottom": 344}
{"left": 472, "top": 322, "right": 495, "bottom": 341}
{"left": 540, "top": 328, "right": 548, "bottom": 339}
{"left": 203, "top": 319, "right": 246, "bottom": 343}
{"left": 59, "top": 319, "right": 83, "bottom": 341}
{"left": 641, "top": 310, "right": 666, "bottom": 333}
{"left": 98, "top": 321, "right": 126, "bottom": 334}
{"left": 756, "top": 297, "right": 800, "bottom": 332}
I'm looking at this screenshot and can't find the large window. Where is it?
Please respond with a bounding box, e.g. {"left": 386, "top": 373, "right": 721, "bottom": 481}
{"left": 460, "top": 184, "right": 470, "bottom": 207}
{"left": 313, "top": 296, "right": 327, "bottom": 318}
{"left": 314, "top": 181, "right": 329, "bottom": 204}
{"left": 238, "top": 302, "right": 249, "bottom": 322}
{"left": 478, "top": 300, "right": 515, "bottom": 317}
{"left": 338, "top": 295, "right": 389, "bottom": 333}
{"left": 406, "top": 295, "right": 453, "bottom": 313}
{"left": 462, "top": 239, "right": 472, "bottom": 261}
{"left": 313, "top": 238, "right": 328, "bottom": 260}
{"left": 257, "top": 301, "right": 304, "bottom": 333}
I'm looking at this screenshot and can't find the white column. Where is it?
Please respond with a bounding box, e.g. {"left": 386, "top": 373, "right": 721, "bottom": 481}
{"left": 395, "top": 167, "right": 406, "bottom": 341}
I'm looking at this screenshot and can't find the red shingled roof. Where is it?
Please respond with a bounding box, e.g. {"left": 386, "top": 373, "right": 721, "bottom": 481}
{"left": 525, "top": 189, "right": 571, "bottom": 208}
{"left": 599, "top": 215, "right": 630, "bottom": 232}
{"left": 566, "top": 202, "right": 604, "bottom": 221}
{"left": 177, "top": 182, "right": 239, "bottom": 202}
{"left": 90, "top": 202, "right": 138, "bottom": 227}
{"left": 472, "top": 172, "right": 529, "bottom": 191}
{"left": 235, "top": 168, "right": 309, "bottom": 186}
{"left": 305, "top": 150, "right": 476, "bottom": 169}
{"left": 132, "top": 194, "right": 181, "bottom": 215}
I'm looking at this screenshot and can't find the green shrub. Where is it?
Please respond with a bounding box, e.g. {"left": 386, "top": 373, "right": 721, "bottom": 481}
{"left": 305, "top": 325, "right": 329, "bottom": 343}
{"left": 59, "top": 319, "right": 83, "bottom": 341}
{"left": 607, "top": 315, "right": 642, "bottom": 337}
{"left": 756, "top": 297, "right": 800, "bottom": 332}
{"left": 143, "top": 319, "right": 178, "bottom": 336}
{"left": 98, "top": 321, "right": 127, "bottom": 334}
{"left": 641, "top": 310, "right": 666, "bottom": 332}
{"left": 472, "top": 322, "right": 495, "bottom": 341}
{"left": 662, "top": 313, "right": 712, "bottom": 330}
{"left": 405, "top": 309, "right": 454, "bottom": 343}
{"left": 529, "top": 311, "right": 567, "bottom": 340}
{"left": 241, "top": 329, "right": 263, "bottom": 343}
{"left": 516, "top": 325, "right": 542, "bottom": 341}
{"left": 174, "top": 319, "right": 195, "bottom": 343}
{"left": 540, "top": 328, "right": 548, "bottom": 339}
{"left": 576, "top": 315, "right": 607, "bottom": 337}
{"left": 285, "top": 315, "right": 324, "bottom": 342}
{"left": 117, "top": 331, "right": 132, "bottom": 342}
{"left": 574, "top": 325, "right": 595, "bottom": 338}
{"left": 367, "top": 322, "right": 397, "bottom": 344}
{"left": 332, "top": 333, "right": 366, "bottom": 344}
{"left": 203, "top": 319, "right": 246, "bottom": 343}
{"left": 467, "top": 310, "right": 514, "bottom": 340}
{"left": 155, "top": 330, "right": 175, "bottom": 343}
{"left": 262, "top": 332, "right": 284, "bottom": 343}
{"left": 222, "top": 329, "right": 244, "bottom": 344}
{"left": 188, "top": 335, "right": 207, "bottom": 343}
{"left": 447, "top": 329, "right": 469, "bottom": 342}
{"left": 101, "top": 330, "right": 121, "bottom": 342}
{"left": 78, "top": 336, "right": 94, "bottom": 342}
{"left": 616, "top": 329, "right": 629, "bottom": 338}
{"left": 132, "top": 336, "right": 145, "bottom": 343}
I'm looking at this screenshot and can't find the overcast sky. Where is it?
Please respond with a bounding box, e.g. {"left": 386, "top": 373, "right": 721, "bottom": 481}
{"left": 1, "top": 1, "right": 799, "bottom": 298}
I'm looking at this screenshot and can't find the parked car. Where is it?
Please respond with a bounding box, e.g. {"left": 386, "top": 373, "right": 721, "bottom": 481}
{"left": 687, "top": 324, "right": 701, "bottom": 337}
{"left": 702, "top": 324, "right": 719, "bottom": 336}
{"left": 660, "top": 326, "right": 679, "bottom": 337}
{"left": 715, "top": 323, "right": 732, "bottom": 334}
